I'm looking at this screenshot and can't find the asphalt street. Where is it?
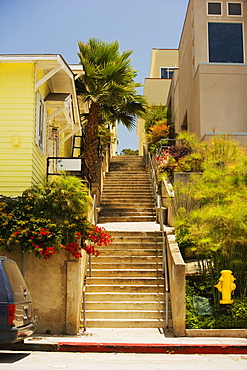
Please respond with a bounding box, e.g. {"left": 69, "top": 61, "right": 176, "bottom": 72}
{"left": 0, "top": 351, "right": 247, "bottom": 369}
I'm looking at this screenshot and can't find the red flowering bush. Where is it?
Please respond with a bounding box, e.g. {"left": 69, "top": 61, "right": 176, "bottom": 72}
{"left": 64, "top": 242, "right": 82, "bottom": 259}
{"left": 85, "top": 225, "right": 113, "bottom": 246}
{"left": 5, "top": 218, "right": 62, "bottom": 259}
{"left": 0, "top": 177, "right": 113, "bottom": 260}
{"left": 75, "top": 224, "right": 113, "bottom": 258}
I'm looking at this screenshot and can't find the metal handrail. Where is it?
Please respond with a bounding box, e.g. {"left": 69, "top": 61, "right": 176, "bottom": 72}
{"left": 82, "top": 192, "right": 97, "bottom": 331}
{"left": 158, "top": 194, "right": 169, "bottom": 330}
{"left": 145, "top": 152, "right": 159, "bottom": 223}
{"left": 144, "top": 147, "right": 170, "bottom": 329}
{"left": 82, "top": 276, "right": 87, "bottom": 331}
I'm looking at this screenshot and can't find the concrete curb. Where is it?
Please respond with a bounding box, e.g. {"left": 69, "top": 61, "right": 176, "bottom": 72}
{"left": 2, "top": 341, "right": 247, "bottom": 354}
{"left": 57, "top": 342, "right": 247, "bottom": 354}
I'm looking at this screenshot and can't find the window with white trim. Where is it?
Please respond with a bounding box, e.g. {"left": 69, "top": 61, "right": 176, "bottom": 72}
{"left": 208, "top": 2, "right": 222, "bottom": 15}
{"left": 161, "top": 67, "right": 174, "bottom": 79}
{"left": 36, "top": 92, "right": 46, "bottom": 153}
{"left": 228, "top": 3, "right": 242, "bottom": 16}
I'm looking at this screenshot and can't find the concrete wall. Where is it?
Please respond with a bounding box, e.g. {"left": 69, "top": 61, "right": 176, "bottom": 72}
{"left": 144, "top": 79, "right": 170, "bottom": 106}
{"left": 149, "top": 49, "right": 178, "bottom": 78}
{"left": 137, "top": 49, "right": 178, "bottom": 153}
{"left": 1, "top": 247, "right": 88, "bottom": 335}
{"left": 176, "top": 0, "right": 247, "bottom": 143}
{"left": 199, "top": 64, "right": 247, "bottom": 135}
{"left": 166, "top": 232, "right": 186, "bottom": 337}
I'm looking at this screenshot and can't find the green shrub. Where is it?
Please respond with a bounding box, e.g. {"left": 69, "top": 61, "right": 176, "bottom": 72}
{"left": 186, "top": 280, "right": 247, "bottom": 329}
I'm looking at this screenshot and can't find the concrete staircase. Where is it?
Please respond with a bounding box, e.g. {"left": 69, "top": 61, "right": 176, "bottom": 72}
{"left": 84, "top": 230, "right": 171, "bottom": 328}
{"left": 98, "top": 156, "right": 156, "bottom": 223}
{"left": 82, "top": 156, "right": 171, "bottom": 329}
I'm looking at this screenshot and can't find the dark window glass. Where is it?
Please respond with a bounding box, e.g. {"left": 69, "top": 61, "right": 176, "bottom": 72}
{"left": 2, "top": 261, "right": 27, "bottom": 301}
{"left": 161, "top": 68, "right": 174, "bottom": 79}
{"left": 208, "top": 22, "right": 244, "bottom": 63}
{"left": 208, "top": 2, "right": 222, "bottom": 15}
{"left": 228, "top": 3, "right": 242, "bottom": 15}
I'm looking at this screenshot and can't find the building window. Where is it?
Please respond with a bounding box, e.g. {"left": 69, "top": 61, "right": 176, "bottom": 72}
{"left": 208, "top": 22, "right": 244, "bottom": 63}
{"left": 36, "top": 92, "right": 46, "bottom": 153}
{"left": 161, "top": 67, "right": 174, "bottom": 79}
{"left": 208, "top": 2, "right": 222, "bottom": 15}
{"left": 228, "top": 3, "right": 242, "bottom": 16}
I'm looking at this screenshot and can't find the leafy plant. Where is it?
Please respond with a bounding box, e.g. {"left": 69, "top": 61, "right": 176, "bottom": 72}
{"left": 146, "top": 121, "right": 169, "bottom": 153}
{"left": 144, "top": 105, "right": 167, "bottom": 133}
{"left": 186, "top": 279, "right": 247, "bottom": 329}
{"left": 98, "top": 124, "right": 116, "bottom": 155}
{"left": 173, "top": 136, "right": 247, "bottom": 297}
{"left": 0, "top": 176, "right": 112, "bottom": 260}
{"left": 77, "top": 38, "right": 147, "bottom": 182}
{"left": 156, "top": 146, "right": 191, "bottom": 175}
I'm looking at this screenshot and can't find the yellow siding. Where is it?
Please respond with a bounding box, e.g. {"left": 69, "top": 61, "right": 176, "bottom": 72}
{"left": 0, "top": 63, "right": 49, "bottom": 196}
{"left": 31, "top": 69, "right": 50, "bottom": 187}
{"left": 0, "top": 63, "right": 34, "bottom": 196}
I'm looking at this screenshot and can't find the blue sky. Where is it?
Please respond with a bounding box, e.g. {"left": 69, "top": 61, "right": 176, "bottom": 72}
{"left": 0, "top": 0, "right": 188, "bottom": 152}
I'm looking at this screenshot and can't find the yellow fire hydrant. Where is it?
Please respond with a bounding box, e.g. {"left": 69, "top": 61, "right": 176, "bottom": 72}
{"left": 215, "top": 270, "right": 236, "bottom": 304}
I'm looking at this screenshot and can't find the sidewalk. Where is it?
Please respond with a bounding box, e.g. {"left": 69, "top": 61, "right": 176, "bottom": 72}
{"left": 2, "top": 328, "right": 245, "bottom": 354}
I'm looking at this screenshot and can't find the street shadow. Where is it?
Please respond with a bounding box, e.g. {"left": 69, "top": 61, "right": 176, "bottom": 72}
{"left": 0, "top": 352, "right": 30, "bottom": 363}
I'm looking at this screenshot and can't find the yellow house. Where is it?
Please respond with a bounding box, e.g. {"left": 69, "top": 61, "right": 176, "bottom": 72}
{"left": 0, "top": 55, "right": 82, "bottom": 196}
{"left": 137, "top": 49, "right": 178, "bottom": 154}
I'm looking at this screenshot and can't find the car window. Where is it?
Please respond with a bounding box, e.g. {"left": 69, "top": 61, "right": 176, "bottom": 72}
{"left": 2, "top": 261, "right": 28, "bottom": 298}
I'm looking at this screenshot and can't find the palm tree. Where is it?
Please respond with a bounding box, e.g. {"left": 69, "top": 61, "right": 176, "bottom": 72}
{"left": 77, "top": 38, "right": 146, "bottom": 182}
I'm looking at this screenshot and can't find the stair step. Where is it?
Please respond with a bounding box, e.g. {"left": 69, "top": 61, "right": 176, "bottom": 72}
{"left": 99, "top": 214, "right": 155, "bottom": 220}
{"left": 103, "top": 180, "right": 152, "bottom": 184}
{"left": 99, "top": 208, "right": 155, "bottom": 214}
{"left": 85, "top": 310, "right": 166, "bottom": 320}
{"left": 96, "top": 246, "right": 162, "bottom": 254}
{"left": 109, "top": 231, "right": 162, "bottom": 236}
{"left": 86, "top": 285, "right": 164, "bottom": 293}
{"left": 87, "top": 277, "right": 164, "bottom": 285}
{"left": 100, "top": 202, "right": 155, "bottom": 207}
{"left": 85, "top": 301, "right": 165, "bottom": 310}
{"left": 109, "top": 236, "right": 163, "bottom": 242}
{"left": 86, "top": 292, "right": 165, "bottom": 301}
{"left": 83, "top": 319, "right": 171, "bottom": 328}
{"left": 102, "top": 188, "right": 152, "bottom": 192}
{"left": 88, "top": 270, "right": 163, "bottom": 277}
{"left": 101, "top": 198, "right": 154, "bottom": 202}
{"left": 96, "top": 250, "right": 161, "bottom": 258}
{"left": 103, "top": 181, "right": 151, "bottom": 185}
{"left": 90, "top": 263, "right": 162, "bottom": 269}
{"left": 91, "top": 256, "right": 162, "bottom": 263}
{"left": 99, "top": 215, "right": 156, "bottom": 221}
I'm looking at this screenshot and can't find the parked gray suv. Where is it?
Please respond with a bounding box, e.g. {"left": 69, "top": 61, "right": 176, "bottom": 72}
{"left": 0, "top": 257, "right": 35, "bottom": 343}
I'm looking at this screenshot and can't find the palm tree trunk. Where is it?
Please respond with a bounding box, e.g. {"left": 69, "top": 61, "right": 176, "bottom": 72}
{"left": 84, "top": 101, "right": 100, "bottom": 183}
